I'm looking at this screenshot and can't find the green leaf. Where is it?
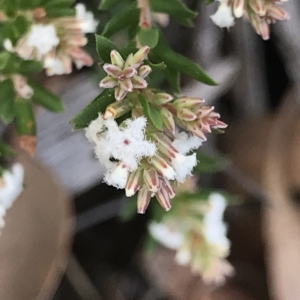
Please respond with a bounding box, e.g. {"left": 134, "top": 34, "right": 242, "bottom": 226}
{"left": 46, "top": 8, "right": 75, "bottom": 17}
{"left": 95, "top": 34, "right": 120, "bottom": 63}
{"left": 165, "top": 67, "right": 181, "bottom": 93}
{"left": 102, "top": 8, "right": 140, "bottom": 37}
{"left": 14, "top": 98, "right": 36, "bottom": 136}
{"left": 44, "top": 0, "right": 75, "bottom": 9}
{"left": 149, "top": 0, "right": 197, "bottom": 26}
{"left": 98, "top": 0, "right": 119, "bottom": 10}
{"left": 194, "top": 151, "right": 230, "bottom": 173}
{"left": 16, "top": 60, "right": 43, "bottom": 75}
{"left": 29, "top": 81, "right": 64, "bottom": 112}
{"left": 0, "top": 79, "right": 15, "bottom": 124}
{"left": 0, "top": 52, "right": 10, "bottom": 70}
{"left": 70, "top": 89, "right": 115, "bottom": 129}
{"left": 145, "top": 59, "right": 166, "bottom": 71}
{"left": 138, "top": 27, "right": 159, "bottom": 48}
{"left": 139, "top": 94, "right": 163, "bottom": 130}
{"left": 119, "top": 197, "right": 137, "bottom": 221}
{"left": 0, "top": 140, "right": 14, "bottom": 158}
{"left": 153, "top": 34, "right": 217, "bottom": 86}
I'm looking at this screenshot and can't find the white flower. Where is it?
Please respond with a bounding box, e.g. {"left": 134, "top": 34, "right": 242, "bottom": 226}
{"left": 104, "top": 163, "right": 129, "bottom": 189}
{"left": 86, "top": 114, "right": 156, "bottom": 171}
{"left": 203, "top": 193, "right": 230, "bottom": 253}
{"left": 175, "top": 248, "right": 191, "bottom": 265}
{"left": 76, "top": 3, "right": 98, "bottom": 33}
{"left": 211, "top": 1, "right": 235, "bottom": 28}
{"left": 26, "top": 24, "right": 59, "bottom": 59}
{"left": 170, "top": 152, "right": 197, "bottom": 183}
{"left": 0, "top": 164, "right": 24, "bottom": 210}
{"left": 172, "top": 130, "right": 202, "bottom": 155}
{"left": 148, "top": 221, "right": 183, "bottom": 250}
{"left": 44, "top": 56, "right": 66, "bottom": 76}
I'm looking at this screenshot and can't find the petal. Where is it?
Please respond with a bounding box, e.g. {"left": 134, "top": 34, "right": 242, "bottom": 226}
{"left": 137, "top": 187, "right": 152, "bottom": 214}
{"left": 110, "top": 50, "right": 124, "bottom": 68}
{"left": 138, "top": 65, "right": 152, "bottom": 78}
{"left": 99, "top": 76, "right": 118, "bottom": 88}
{"left": 103, "top": 63, "right": 122, "bottom": 77}
{"left": 124, "top": 53, "right": 134, "bottom": 68}
{"left": 132, "top": 75, "right": 148, "bottom": 89}
{"left": 132, "top": 46, "right": 150, "bottom": 67}
{"left": 119, "top": 78, "right": 133, "bottom": 92}
{"left": 123, "top": 66, "right": 137, "bottom": 78}
{"left": 115, "top": 86, "right": 128, "bottom": 101}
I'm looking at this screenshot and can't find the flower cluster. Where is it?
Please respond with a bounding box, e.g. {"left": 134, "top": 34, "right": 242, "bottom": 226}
{"left": 86, "top": 49, "right": 227, "bottom": 213}
{"left": 4, "top": 4, "right": 98, "bottom": 75}
{"left": 0, "top": 164, "right": 24, "bottom": 231}
{"left": 100, "top": 47, "right": 151, "bottom": 101}
{"left": 148, "top": 192, "right": 234, "bottom": 285}
{"left": 210, "top": 0, "right": 289, "bottom": 40}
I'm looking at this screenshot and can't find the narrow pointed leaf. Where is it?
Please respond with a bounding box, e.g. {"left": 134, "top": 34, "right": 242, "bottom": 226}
{"left": 70, "top": 89, "right": 115, "bottom": 129}
{"left": 139, "top": 94, "right": 163, "bottom": 130}
{"left": 0, "top": 79, "right": 15, "bottom": 124}
{"left": 29, "top": 81, "right": 64, "bottom": 112}
{"left": 138, "top": 27, "right": 159, "bottom": 48}
{"left": 102, "top": 8, "right": 140, "bottom": 37}
{"left": 95, "top": 34, "right": 120, "bottom": 63}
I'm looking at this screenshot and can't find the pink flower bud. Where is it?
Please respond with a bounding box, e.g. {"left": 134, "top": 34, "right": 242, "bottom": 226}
{"left": 137, "top": 187, "right": 152, "bottom": 214}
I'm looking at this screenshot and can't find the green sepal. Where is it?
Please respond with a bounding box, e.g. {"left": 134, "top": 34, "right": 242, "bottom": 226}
{"left": 29, "top": 81, "right": 64, "bottom": 112}
{"left": 14, "top": 97, "right": 36, "bottom": 136}
{"left": 102, "top": 7, "right": 140, "bottom": 38}
{"left": 95, "top": 34, "right": 120, "bottom": 63}
{"left": 139, "top": 94, "right": 163, "bottom": 130}
{"left": 70, "top": 89, "right": 115, "bottom": 129}
{"left": 138, "top": 26, "right": 159, "bottom": 49}
{"left": 0, "top": 79, "right": 15, "bottom": 124}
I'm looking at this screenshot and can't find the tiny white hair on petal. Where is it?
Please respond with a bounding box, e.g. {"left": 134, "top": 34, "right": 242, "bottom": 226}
{"left": 148, "top": 221, "right": 183, "bottom": 250}
{"left": 210, "top": 1, "right": 235, "bottom": 28}
{"left": 172, "top": 130, "right": 203, "bottom": 155}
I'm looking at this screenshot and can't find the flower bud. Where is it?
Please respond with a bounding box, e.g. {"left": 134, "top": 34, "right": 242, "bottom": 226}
{"left": 110, "top": 50, "right": 124, "bottom": 68}
{"left": 126, "top": 168, "right": 143, "bottom": 197}
{"left": 177, "top": 108, "right": 197, "bottom": 122}
{"left": 132, "top": 46, "right": 150, "bottom": 67}
{"left": 149, "top": 155, "right": 176, "bottom": 180}
{"left": 161, "top": 108, "right": 175, "bottom": 134}
{"left": 138, "top": 65, "right": 152, "bottom": 78}
{"left": 144, "top": 168, "right": 160, "bottom": 193}
{"left": 154, "top": 93, "right": 174, "bottom": 105}
{"left": 233, "top": 0, "right": 245, "bottom": 18}
{"left": 137, "top": 187, "right": 152, "bottom": 214}
{"left": 155, "top": 182, "right": 172, "bottom": 211}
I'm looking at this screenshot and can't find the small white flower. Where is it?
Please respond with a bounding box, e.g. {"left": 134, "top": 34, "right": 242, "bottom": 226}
{"left": 104, "top": 163, "right": 129, "bottom": 189}
{"left": 76, "top": 3, "right": 98, "bottom": 33}
{"left": 44, "top": 56, "right": 66, "bottom": 76}
{"left": 26, "top": 24, "right": 59, "bottom": 59}
{"left": 170, "top": 152, "right": 197, "bottom": 183}
{"left": 211, "top": 1, "right": 235, "bottom": 28}
{"left": 175, "top": 248, "right": 191, "bottom": 265}
{"left": 87, "top": 114, "right": 156, "bottom": 171}
{"left": 172, "top": 130, "right": 202, "bottom": 155}
{"left": 0, "top": 164, "right": 24, "bottom": 209}
{"left": 148, "top": 221, "right": 183, "bottom": 250}
{"left": 12, "top": 75, "right": 33, "bottom": 99}
{"left": 204, "top": 193, "right": 230, "bottom": 253}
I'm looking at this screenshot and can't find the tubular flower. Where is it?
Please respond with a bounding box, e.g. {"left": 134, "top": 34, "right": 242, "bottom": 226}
{"left": 166, "top": 97, "right": 227, "bottom": 141}
{"left": 99, "top": 47, "right": 151, "bottom": 101}
{"left": 148, "top": 192, "right": 234, "bottom": 285}
{"left": 4, "top": 4, "right": 98, "bottom": 75}
{"left": 210, "top": 0, "right": 289, "bottom": 40}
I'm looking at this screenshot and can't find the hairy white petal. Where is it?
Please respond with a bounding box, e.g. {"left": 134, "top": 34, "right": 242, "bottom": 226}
{"left": 148, "top": 221, "right": 183, "bottom": 250}
{"left": 172, "top": 130, "right": 203, "bottom": 154}
{"left": 76, "top": 3, "right": 98, "bottom": 33}
{"left": 211, "top": 1, "right": 235, "bottom": 28}
{"left": 27, "top": 24, "right": 59, "bottom": 59}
